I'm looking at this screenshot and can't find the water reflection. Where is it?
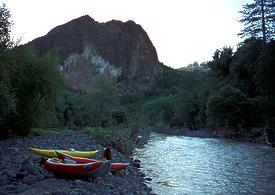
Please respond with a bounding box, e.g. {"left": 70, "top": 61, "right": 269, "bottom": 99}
{"left": 133, "top": 133, "right": 275, "bottom": 195}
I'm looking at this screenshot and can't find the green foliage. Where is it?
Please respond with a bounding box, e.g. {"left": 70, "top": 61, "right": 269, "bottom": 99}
{"left": 54, "top": 78, "right": 121, "bottom": 129}
{"left": 175, "top": 86, "right": 210, "bottom": 129}
{"left": 206, "top": 85, "right": 250, "bottom": 127}
{"left": 80, "top": 78, "right": 119, "bottom": 127}
{"left": 30, "top": 128, "right": 64, "bottom": 136}
{"left": 208, "top": 47, "right": 233, "bottom": 79}
{"left": 142, "top": 96, "right": 176, "bottom": 128}
{"left": 0, "top": 3, "right": 13, "bottom": 52}
{"left": 255, "top": 40, "right": 275, "bottom": 125}
{"left": 0, "top": 46, "right": 63, "bottom": 134}
{"left": 174, "top": 90, "right": 199, "bottom": 129}
{"left": 153, "top": 67, "right": 182, "bottom": 95}
{"left": 230, "top": 38, "right": 263, "bottom": 97}
{"left": 84, "top": 126, "right": 116, "bottom": 141}
{"left": 255, "top": 41, "right": 275, "bottom": 99}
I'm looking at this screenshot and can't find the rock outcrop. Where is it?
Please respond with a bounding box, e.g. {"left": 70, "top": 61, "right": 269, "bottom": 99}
{"left": 29, "top": 15, "right": 163, "bottom": 92}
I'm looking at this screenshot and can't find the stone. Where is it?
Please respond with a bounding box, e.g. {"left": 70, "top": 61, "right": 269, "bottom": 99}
{"left": 0, "top": 175, "right": 8, "bottom": 185}
{"left": 73, "top": 179, "right": 85, "bottom": 186}
{"left": 45, "top": 171, "right": 55, "bottom": 179}
{"left": 133, "top": 159, "right": 141, "bottom": 163}
{"left": 144, "top": 177, "right": 152, "bottom": 181}
{"left": 52, "top": 190, "right": 68, "bottom": 195}
{"left": 5, "top": 169, "right": 17, "bottom": 178}
{"left": 132, "top": 162, "right": 141, "bottom": 168}
{"left": 16, "top": 171, "right": 29, "bottom": 179}
{"left": 22, "top": 175, "right": 37, "bottom": 185}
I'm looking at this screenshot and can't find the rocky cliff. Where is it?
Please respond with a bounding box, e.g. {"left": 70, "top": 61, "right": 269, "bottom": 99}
{"left": 29, "top": 15, "right": 163, "bottom": 92}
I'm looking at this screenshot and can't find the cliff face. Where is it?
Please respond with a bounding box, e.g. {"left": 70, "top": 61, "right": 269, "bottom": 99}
{"left": 29, "top": 15, "right": 163, "bottom": 92}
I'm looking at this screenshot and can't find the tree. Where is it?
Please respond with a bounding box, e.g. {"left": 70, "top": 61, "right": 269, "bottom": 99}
{"left": 206, "top": 85, "right": 257, "bottom": 128}
{"left": 80, "top": 78, "right": 119, "bottom": 127}
{"left": 6, "top": 46, "right": 63, "bottom": 134}
{"left": 142, "top": 96, "right": 176, "bottom": 127}
{"left": 239, "top": 0, "right": 275, "bottom": 43}
{"left": 208, "top": 47, "right": 233, "bottom": 79}
{"left": 0, "top": 3, "right": 13, "bottom": 52}
{"left": 230, "top": 38, "right": 263, "bottom": 97}
{"left": 174, "top": 90, "right": 200, "bottom": 129}
{"left": 255, "top": 40, "right": 275, "bottom": 126}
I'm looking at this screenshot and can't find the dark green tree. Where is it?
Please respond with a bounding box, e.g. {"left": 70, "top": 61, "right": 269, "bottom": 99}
{"left": 6, "top": 46, "right": 63, "bottom": 134}
{"left": 239, "top": 0, "right": 275, "bottom": 43}
{"left": 80, "top": 78, "right": 119, "bottom": 127}
{"left": 230, "top": 38, "right": 263, "bottom": 97}
{"left": 206, "top": 85, "right": 257, "bottom": 128}
{"left": 208, "top": 47, "right": 233, "bottom": 79}
{"left": 0, "top": 3, "right": 13, "bottom": 52}
{"left": 255, "top": 41, "right": 275, "bottom": 126}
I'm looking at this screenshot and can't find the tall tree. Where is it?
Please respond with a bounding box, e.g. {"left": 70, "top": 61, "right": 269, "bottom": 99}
{"left": 0, "top": 3, "right": 13, "bottom": 52}
{"left": 239, "top": 0, "right": 275, "bottom": 43}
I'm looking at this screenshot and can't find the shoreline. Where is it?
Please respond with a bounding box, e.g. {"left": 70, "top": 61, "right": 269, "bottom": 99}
{"left": 153, "top": 128, "right": 274, "bottom": 146}
{"left": 0, "top": 130, "right": 152, "bottom": 194}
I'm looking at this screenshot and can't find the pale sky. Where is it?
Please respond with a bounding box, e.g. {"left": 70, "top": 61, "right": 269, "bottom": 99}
{"left": 2, "top": 0, "right": 253, "bottom": 68}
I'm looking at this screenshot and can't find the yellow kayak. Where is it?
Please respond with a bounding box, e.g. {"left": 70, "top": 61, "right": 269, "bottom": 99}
{"left": 29, "top": 147, "right": 98, "bottom": 158}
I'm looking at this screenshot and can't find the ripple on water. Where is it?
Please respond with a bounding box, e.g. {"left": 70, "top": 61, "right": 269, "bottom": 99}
{"left": 133, "top": 133, "right": 275, "bottom": 195}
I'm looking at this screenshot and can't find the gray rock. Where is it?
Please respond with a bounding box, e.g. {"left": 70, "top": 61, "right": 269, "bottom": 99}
{"left": 85, "top": 182, "right": 95, "bottom": 190}
{"left": 22, "top": 175, "right": 37, "bottom": 185}
{"left": 52, "top": 190, "right": 68, "bottom": 195}
{"left": 133, "top": 159, "right": 141, "bottom": 163}
{"left": 45, "top": 171, "right": 55, "bottom": 179}
{"left": 0, "top": 175, "right": 8, "bottom": 185}
{"left": 5, "top": 169, "right": 17, "bottom": 178}
{"left": 132, "top": 162, "right": 141, "bottom": 168}
{"left": 144, "top": 177, "right": 152, "bottom": 181}
{"left": 73, "top": 179, "right": 85, "bottom": 186}
{"left": 9, "top": 184, "right": 28, "bottom": 193}
{"left": 4, "top": 184, "right": 17, "bottom": 191}
{"left": 16, "top": 171, "right": 29, "bottom": 179}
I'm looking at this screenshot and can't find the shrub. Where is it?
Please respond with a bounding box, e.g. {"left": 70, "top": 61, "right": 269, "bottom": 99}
{"left": 206, "top": 85, "right": 248, "bottom": 128}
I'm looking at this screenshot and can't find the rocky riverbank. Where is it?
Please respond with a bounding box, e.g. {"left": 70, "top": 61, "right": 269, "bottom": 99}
{"left": 0, "top": 131, "right": 151, "bottom": 194}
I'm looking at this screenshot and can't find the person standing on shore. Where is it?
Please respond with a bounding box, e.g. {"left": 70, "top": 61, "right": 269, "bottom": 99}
{"left": 100, "top": 146, "right": 112, "bottom": 160}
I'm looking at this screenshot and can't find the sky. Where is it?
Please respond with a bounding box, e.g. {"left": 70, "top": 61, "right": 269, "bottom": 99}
{"left": 2, "top": 0, "right": 253, "bottom": 68}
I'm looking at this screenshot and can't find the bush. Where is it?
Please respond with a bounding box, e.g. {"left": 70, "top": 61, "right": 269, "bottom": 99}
{"left": 0, "top": 46, "right": 62, "bottom": 135}
{"left": 142, "top": 96, "right": 176, "bottom": 127}
{"left": 84, "top": 127, "right": 116, "bottom": 141}
{"left": 206, "top": 85, "right": 250, "bottom": 128}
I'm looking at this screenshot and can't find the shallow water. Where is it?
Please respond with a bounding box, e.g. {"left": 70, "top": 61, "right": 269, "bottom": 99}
{"left": 133, "top": 133, "right": 275, "bottom": 195}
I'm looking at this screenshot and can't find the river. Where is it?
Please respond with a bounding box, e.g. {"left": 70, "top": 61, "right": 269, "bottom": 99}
{"left": 133, "top": 133, "right": 275, "bottom": 195}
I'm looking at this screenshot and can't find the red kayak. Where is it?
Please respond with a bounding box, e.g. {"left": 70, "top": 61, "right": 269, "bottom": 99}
{"left": 44, "top": 158, "right": 111, "bottom": 178}
{"left": 56, "top": 151, "right": 129, "bottom": 172}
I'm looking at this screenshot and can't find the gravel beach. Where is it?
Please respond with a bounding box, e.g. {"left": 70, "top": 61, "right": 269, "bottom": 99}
{"left": 0, "top": 131, "right": 151, "bottom": 194}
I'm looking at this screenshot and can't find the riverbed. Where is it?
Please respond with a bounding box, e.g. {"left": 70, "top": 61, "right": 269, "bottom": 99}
{"left": 133, "top": 133, "right": 275, "bottom": 194}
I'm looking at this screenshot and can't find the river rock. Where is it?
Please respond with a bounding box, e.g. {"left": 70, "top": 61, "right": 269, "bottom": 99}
{"left": 22, "top": 175, "right": 37, "bottom": 185}
{"left": 0, "top": 131, "right": 149, "bottom": 194}
{"left": 133, "top": 159, "right": 141, "bottom": 163}
{"left": 133, "top": 161, "right": 141, "bottom": 168}
{"left": 0, "top": 175, "right": 8, "bottom": 185}
{"left": 73, "top": 179, "right": 85, "bottom": 186}
{"left": 144, "top": 177, "right": 152, "bottom": 181}
{"left": 16, "top": 171, "right": 29, "bottom": 179}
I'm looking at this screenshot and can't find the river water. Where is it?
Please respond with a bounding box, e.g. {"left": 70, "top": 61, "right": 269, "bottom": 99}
{"left": 133, "top": 133, "right": 275, "bottom": 195}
